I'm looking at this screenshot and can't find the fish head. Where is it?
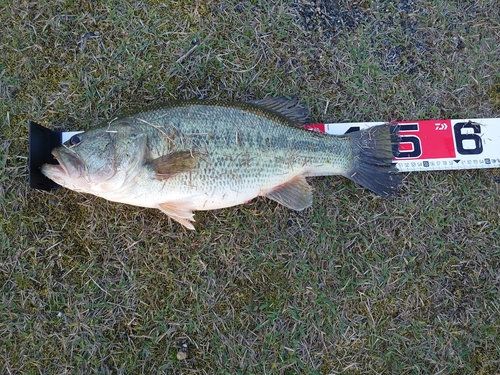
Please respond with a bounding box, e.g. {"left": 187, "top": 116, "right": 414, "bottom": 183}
{"left": 42, "top": 121, "right": 148, "bottom": 194}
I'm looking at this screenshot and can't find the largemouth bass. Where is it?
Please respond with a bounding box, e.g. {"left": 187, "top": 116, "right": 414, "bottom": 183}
{"left": 41, "top": 97, "right": 400, "bottom": 229}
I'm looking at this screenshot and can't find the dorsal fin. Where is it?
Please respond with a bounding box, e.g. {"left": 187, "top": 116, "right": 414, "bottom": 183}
{"left": 246, "top": 96, "right": 310, "bottom": 126}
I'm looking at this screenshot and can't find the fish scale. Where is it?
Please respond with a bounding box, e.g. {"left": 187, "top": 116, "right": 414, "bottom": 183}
{"left": 134, "top": 104, "right": 348, "bottom": 194}
{"left": 42, "top": 98, "right": 400, "bottom": 229}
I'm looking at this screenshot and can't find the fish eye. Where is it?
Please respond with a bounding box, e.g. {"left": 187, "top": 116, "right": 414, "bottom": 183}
{"left": 70, "top": 135, "right": 82, "bottom": 146}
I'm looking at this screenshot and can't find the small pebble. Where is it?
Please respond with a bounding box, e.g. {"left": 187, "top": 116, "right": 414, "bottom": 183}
{"left": 176, "top": 343, "right": 188, "bottom": 360}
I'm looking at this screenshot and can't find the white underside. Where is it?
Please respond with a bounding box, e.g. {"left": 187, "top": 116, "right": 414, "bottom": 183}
{"left": 100, "top": 181, "right": 273, "bottom": 211}
{"left": 94, "top": 169, "right": 308, "bottom": 212}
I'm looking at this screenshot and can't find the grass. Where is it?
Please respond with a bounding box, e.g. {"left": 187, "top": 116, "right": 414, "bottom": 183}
{"left": 1, "top": 0, "right": 500, "bottom": 373}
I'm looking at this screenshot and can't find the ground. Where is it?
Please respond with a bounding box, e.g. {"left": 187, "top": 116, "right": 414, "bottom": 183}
{"left": 1, "top": 0, "right": 499, "bottom": 374}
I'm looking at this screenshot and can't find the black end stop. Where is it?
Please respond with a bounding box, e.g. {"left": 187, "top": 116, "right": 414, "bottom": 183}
{"left": 29, "top": 121, "right": 62, "bottom": 191}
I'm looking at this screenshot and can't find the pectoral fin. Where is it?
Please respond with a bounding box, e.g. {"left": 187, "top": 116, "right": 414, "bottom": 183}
{"left": 265, "top": 175, "right": 313, "bottom": 211}
{"left": 148, "top": 151, "right": 199, "bottom": 180}
{"left": 158, "top": 201, "right": 196, "bottom": 230}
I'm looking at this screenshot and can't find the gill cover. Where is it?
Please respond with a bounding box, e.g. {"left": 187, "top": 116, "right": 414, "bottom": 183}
{"left": 43, "top": 121, "right": 147, "bottom": 193}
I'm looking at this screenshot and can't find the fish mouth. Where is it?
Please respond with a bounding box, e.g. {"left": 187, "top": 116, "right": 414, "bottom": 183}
{"left": 43, "top": 148, "right": 86, "bottom": 180}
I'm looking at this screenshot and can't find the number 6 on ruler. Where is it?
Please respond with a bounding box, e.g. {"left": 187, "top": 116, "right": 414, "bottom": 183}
{"left": 453, "top": 122, "right": 483, "bottom": 155}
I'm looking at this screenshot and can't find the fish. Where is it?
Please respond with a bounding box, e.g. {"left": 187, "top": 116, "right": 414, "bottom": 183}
{"left": 41, "top": 97, "right": 401, "bottom": 229}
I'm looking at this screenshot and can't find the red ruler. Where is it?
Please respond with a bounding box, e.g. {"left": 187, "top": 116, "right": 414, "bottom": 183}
{"left": 305, "top": 119, "right": 500, "bottom": 172}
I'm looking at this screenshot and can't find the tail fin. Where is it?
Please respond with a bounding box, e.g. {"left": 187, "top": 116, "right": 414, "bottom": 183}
{"left": 346, "top": 124, "right": 401, "bottom": 198}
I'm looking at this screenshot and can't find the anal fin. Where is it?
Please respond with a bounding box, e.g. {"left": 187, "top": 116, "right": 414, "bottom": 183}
{"left": 265, "top": 175, "right": 313, "bottom": 211}
{"left": 158, "top": 201, "right": 196, "bottom": 230}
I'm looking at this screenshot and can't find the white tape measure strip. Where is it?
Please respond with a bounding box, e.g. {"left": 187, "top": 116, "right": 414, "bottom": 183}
{"left": 61, "top": 131, "right": 84, "bottom": 143}
{"left": 309, "top": 119, "right": 500, "bottom": 172}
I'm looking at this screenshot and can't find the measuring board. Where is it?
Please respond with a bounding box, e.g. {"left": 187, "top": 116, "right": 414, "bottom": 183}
{"left": 305, "top": 119, "right": 500, "bottom": 172}
{"left": 30, "top": 118, "right": 500, "bottom": 191}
